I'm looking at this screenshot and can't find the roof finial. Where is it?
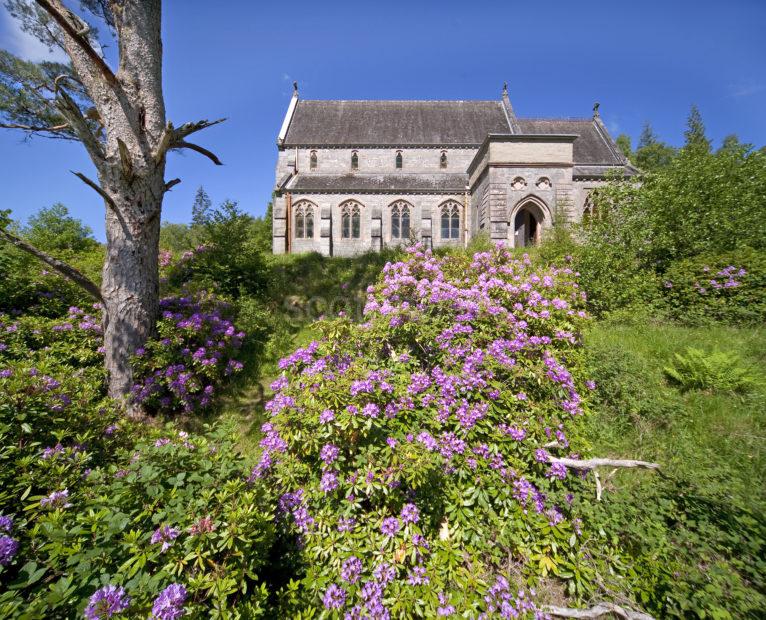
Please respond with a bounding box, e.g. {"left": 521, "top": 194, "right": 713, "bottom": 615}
{"left": 592, "top": 101, "right": 600, "bottom": 118}
{"left": 293, "top": 81, "right": 298, "bottom": 94}
{"left": 502, "top": 82, "right": 508, "bottom": 97}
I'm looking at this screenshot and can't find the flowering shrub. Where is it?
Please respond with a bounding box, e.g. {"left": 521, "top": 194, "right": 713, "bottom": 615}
{"left": 258, "top": 244, "right": 604, "bottom": 617}
{"left": 662, "top": 248, "right": 766, "bottom": 324}
{"left": 130, "top": 294, "right": 246, "bottom": 414}
{"left": 0, "top": 424, "right": 274, "bottom": 618}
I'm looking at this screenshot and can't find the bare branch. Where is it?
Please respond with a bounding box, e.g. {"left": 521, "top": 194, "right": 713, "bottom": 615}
{"left": 544, "top": 602, "right": 655, "bottom": 620}
{"left": 153, "top": 122, "right": 174, "bottom": 163}
{"left": 34, "top": 0, "right": 117, "bottom": 86}
{"left": 70, "top": 170, "right": 116, "bottom": 211}
{"left": 164, "top": 178, "right": 181, "bottom": 192}
{"left": 172, "top": 140, "right": 223, "bottom": 166}
{"left": 153, "top": 118, "right": 225, "bottom": 162}
{"left": 0, "top": 227, "right": 102, "bottom": 303}
{"left": 174, "top": 118, "right": 226, "bottom": 141}
{"left": 550, "top": 457, "right": 660, "bottom": 471}
{"left": 0, "top": 122, "right": 70, "bottom": 132}
{"left": 55, "top": 82, "right": 105, "bottom": 162}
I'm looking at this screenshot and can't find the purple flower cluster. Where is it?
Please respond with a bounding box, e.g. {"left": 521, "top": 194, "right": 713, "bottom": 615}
{"left": 84, "top": 585, "right": 131, "bottom": 619}
{"left": 130, "top": 295, "right": 245, "bottom": 414}
{"left": 263, "top": 244, "right": 594, "bottom": 615}
{"left": 151, "top": 525, "right": 180, "bottom": 552}
{"left": 40, "top": 489, "right": 71, "bottom": 509}
{"left": 479, "top": 576, "right": 544, "bottom": 619}
{"left": 151, "top": 583, "right": 188, "bottom": 619}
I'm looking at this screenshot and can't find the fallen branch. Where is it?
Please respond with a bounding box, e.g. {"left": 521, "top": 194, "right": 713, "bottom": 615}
{"left": 549, "top": 457, "right": 660, "bottom": 471}
{"left": 544, "top": 602, "right": 655, "bottom": 620}
{"left": 0, "top": 227, "right": 102, "bottom": 303}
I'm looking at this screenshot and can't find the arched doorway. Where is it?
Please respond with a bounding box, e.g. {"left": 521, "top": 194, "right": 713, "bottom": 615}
{"left": 513, "top": 201, "right": 546, "bottom": 248}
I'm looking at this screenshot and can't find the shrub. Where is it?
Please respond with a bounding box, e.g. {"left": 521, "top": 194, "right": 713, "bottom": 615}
{"left": 0, "top": 424, "right": 275, "bottom": 618}
{"left": 662, "top": 248, "right": 766, "bottom": 325}
{"left": 130, "top": 294, "right": 246, "bottom": 415}
{"left": 664, "top": 347, "right": 757, "bottom": 393}
{"left": 255, "top": 244, "right": 614, "bottom": 617}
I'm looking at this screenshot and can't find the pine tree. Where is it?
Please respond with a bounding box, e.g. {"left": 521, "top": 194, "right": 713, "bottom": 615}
{"left": 191, "top": 186, "right": 212, "bottom": 226}
{"left": 684, "top": 105, "right": 711, "bottom": 152}
{"left": 638, "top": 123, "right": 657, "bottom": 149}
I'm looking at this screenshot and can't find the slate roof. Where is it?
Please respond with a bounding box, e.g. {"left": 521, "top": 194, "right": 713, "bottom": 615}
{"left": 517, "top": 119, "right": 625, "bottom": 165}
{"left": 288, "top": 173, "right": 468, "bottom": 193}
{"left": 283, "top": 100, "right": 511, "bottom": 146}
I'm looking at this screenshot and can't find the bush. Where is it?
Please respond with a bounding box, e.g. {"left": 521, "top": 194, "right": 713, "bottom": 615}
{"left": 664, "top": 347, "right": 757, "bottom": 393}
{"left": 662, "top": 248, "right": 766, "bottom": 325}
{"left": 255, "top": 244, "right": 618, "bottom": 617}
{"left": 0, "top": 424, "right": 275, "bottom": 618}
{"left": 130, "top": 294, "right": 246, "bottom": 415}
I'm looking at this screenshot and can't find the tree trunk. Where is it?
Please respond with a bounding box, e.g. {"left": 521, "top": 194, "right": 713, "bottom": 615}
{"left": 100, "top": 168, "right": 165, "bottom": 415}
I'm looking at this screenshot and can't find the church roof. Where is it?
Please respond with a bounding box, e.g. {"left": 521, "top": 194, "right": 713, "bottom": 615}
{"left": 282, "top": 100, "right": 510, "bottom": 146}
{"left": 517, "top": 118, "right": 626, "bottom": 166}
{"left": 288, "top": 173, "right": 468, "bottom": 193}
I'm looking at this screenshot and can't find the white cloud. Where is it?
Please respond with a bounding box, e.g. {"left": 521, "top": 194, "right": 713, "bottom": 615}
{"left": 1, "top": 5, "right": 69, "bottom": 63}
{"left": 728, "top": 80, "right": 766, "bottom": 98}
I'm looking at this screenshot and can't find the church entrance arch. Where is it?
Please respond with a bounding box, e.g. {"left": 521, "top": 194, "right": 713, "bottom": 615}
{"left": 512, "top": 198, "right": 547, "bottom": 248}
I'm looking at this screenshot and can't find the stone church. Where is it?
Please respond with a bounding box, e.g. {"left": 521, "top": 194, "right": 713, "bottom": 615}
{"left": 271, "top": 84, "right": 635, "bottom": 256}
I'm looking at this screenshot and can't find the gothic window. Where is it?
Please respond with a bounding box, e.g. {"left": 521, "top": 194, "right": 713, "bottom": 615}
{"left": 351, "top": 151, "right": 359, "bottom": 170}
{"left": 440, "top": 151, "right": 447, "bottom": 169}
{"left": 341, "top": 201, "right": 362, "bottom": 239}
{"left": 440, "top": 201, "right": 461, "bottom": 240}
{"left": 395, "top": 151, "right": 403, "bottom": 169}
{"left": 310, "top": 150, "right": 317, "bottom": 170}
{"left": 390, "top": 200, "right": 412, "bottom": 239}
{"left": 293, "top": 201, "right": 316, "bottom": 239}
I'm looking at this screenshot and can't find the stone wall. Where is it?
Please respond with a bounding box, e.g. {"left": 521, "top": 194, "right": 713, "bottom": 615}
{"left": 272, "top": 192, "right": 467, "bottom": 257}
{"left": 290, "top": 147, "right": 477, "bottom": 175}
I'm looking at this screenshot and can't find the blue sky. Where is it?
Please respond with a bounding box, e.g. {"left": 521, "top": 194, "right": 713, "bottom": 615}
{"left": 1, "top": 0, "right": 765, "bottom": 240}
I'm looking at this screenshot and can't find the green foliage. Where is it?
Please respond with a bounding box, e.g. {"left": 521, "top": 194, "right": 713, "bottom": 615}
{"left": 1, "top": 424, "right": 275, "bottom": 618}
{"left": 23, "top": 204, "right": 98, "bottom": 254}
{"left": 662, "top": 248, "right": 766, "bottom": 324}
{"left": 684, "top": 104, "right": 711, "bottom": 152}
{"left": 664, "top": 347, "right": 757, "bottom": 393}
{"left": 615, "top": 133, "right": 633, "bottom": 161}
{"left": 635, "top": 122, "right": 677, "bottom": 171}
{"left": 0, "top": 206, "right": 103, "bottom": 316}
{"left": 583, "top": 322, "right": 766, "bottom": 618}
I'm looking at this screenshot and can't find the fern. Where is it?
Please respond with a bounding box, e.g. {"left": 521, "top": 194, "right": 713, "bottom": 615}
{"left": 664, "top": 347, "right": 756, "bottom": 393}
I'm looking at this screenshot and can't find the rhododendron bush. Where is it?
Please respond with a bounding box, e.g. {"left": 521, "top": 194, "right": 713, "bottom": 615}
{"left": 260, "top": 245, "right": 607, "bottom": 617}
{"left": 130, "top": 294, "right": 246, "bottom": 414}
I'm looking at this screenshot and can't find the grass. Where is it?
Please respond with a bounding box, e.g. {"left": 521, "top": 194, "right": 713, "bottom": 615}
{"left": 582, "top": 319, "right": 766, "bottom": 616}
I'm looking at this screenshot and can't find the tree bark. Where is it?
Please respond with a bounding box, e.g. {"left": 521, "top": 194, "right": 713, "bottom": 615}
{"left": 99, "top": 168, "right": 165, "bottom": 411}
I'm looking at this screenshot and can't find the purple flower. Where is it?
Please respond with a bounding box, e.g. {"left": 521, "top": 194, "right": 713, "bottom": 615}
{"left": 400, "top": 503, "right": 419, "bottom": 524}
{"left": 320, "top": 443, "right": 340, "bottom": 465}
{"left": 341, "top": 556, "right": 363, "bottom": 584}
{"left": 337, "top": 517, "right": 356, "bottom": 532}
{"left": 151, "top": 525, "right": 180, "bottom": 552}
{"left": 151, "top": 583, "right": 187, "bottom": 620}
{"left": 319, "top": 409, "right": 335, "bottom": 423}
{"left": 373, "top": 561, "right": 396, "bottom": 584}
{"left": 548, "top": 462, "right": 567, "bottom": 480}
{"left": 585, "top": 380, "right": 596, "bottom": 390}
{"left": 381, "top": 517, "right": 400, "bottom": 537}
{"left": 534, "top": 449, "right": 550, "bottom": 463}
{"left": 154, "top": 438, "right": 171, "bottom": 448}
{"left": 320, "top": 471, "right": 339, "bottom": 493}
{"left": 323, "top": 583, "right": 346, "bottom": 610}
{"left": 0, "top": 535, "right": 19, "bottom": 566}
{"left": 84, "top": 585, "right": 131, "bottom": 619}
{"left": 41, "top": 489, "right": 71, "bottom": 509}
{"left": 407, "top": 565, "right": 429, "bottom": 585}
{"left": 0, "top": 369, "right": 12, "bottom": 379}
{"left": 0, "top": 515, "right": 12, "bottom": 533}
